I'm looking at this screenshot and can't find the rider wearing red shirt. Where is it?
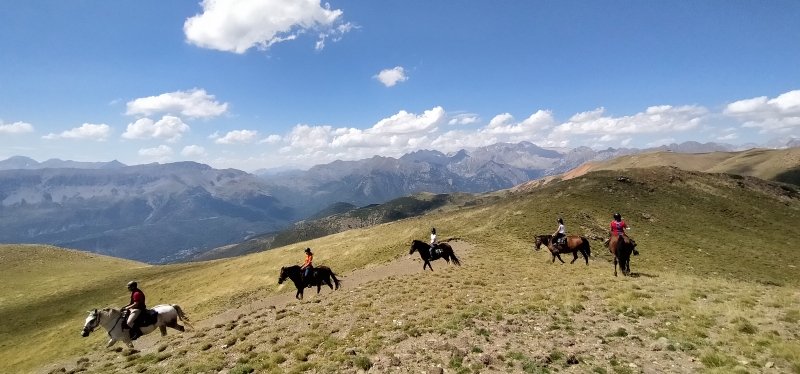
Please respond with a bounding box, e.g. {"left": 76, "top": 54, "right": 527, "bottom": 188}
{"left": 123, "top": 281, "right": 146, "bottom": 333}
{"left": 610, "top": 213, "right": 628, "bottom": 237}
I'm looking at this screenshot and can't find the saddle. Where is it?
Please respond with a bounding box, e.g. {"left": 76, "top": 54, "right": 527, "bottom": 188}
{"left": 122, "top": 308, "right": 158, "bottom": 340}
{"left": 555, "top": 236, "right": 567, "bottom": 247}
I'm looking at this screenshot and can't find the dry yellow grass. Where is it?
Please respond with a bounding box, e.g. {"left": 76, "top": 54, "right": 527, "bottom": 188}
{"left": 2, "top": 167, "right": 799, "bottom": 373}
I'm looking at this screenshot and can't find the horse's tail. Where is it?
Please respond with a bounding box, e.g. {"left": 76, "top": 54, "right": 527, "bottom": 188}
{"left": 172, "top": 304, "right": 193, "bottom": 328}
{"left": 446, "top": 246, "right": 461, "bottom": 266}
{"left": 582, "top": 237, "right": 591, "bottom": 257}
{"left": 330, "top": 270, "right": 341, "bottom": 290}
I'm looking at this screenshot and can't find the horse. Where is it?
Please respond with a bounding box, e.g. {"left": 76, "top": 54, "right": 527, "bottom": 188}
{"left": 608, "top": 235, "right": 638, "bottom": 276}
{"left": 278, "top": 265, "right": 340, "bottom": 300}
{"left": 409, "top": 239, "right": 461, "bottom": 271}
{"left": 81, "top": 305, "right": 191, "bottom": 348}
{"left": 534, "top": 235, "right": 591, "bottom": 265}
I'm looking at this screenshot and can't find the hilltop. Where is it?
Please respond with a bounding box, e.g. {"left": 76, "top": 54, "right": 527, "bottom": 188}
{"left": 2, "top": 167, "right": 799, "bottom": 373}
{"left": 557, "top": 147, "right": 800, "bottom": 185}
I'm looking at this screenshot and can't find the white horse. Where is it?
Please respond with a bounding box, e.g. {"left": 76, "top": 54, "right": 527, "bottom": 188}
{"left": 81, "top": 305, "right": 191, "bottom": 348}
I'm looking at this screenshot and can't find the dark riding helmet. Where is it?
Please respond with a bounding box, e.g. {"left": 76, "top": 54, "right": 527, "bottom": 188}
{"left": 557, "top": 218, "right": 563, "bottom": 224}
{"left": 126, "top": 281, "right": 137, "bottom": 289}
{"left": 304, "top": 247, "right": 311, "bottom": 254}
{"left": 614, "top": 213, "right": 622, "bottom": 220}
{"left": 431, "top": 228, "right": 436, "bottom": 234}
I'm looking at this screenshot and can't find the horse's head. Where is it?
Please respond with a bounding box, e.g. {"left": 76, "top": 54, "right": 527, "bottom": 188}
{"left": 81, "top": 309, "right": 100, "bottom": 337}
{"left": 533, "top": 236, "right": 545, "bottom": 251}
{"left": 278, "top": 267, "right": 288, "bottom": 285}
{"left": 409, "top": 240, "right": 422, "bottom": 255}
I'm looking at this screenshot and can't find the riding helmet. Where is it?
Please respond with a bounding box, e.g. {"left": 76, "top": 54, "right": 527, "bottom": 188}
{"left": 305, "top": 247, "right": 311, "bottom": 253}
{"left": 614, "top": 213, "right": 621, "bottom": 220}
{"left": 431, "top": 228, "right": 436, "bottom": 234}
{"left": 127, "top": 281, "right": 137, "bottom": 289}
{"left": 557, "top": 218, "right": 563, "bottom": 224}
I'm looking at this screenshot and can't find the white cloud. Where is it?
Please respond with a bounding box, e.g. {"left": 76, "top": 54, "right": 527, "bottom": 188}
{"left": 551, "top": 106, "right": 708, "bottom": 140}
{"left": 184, "top": 0, "right": 350, "bottom": 53}
{"left": 0, "top": 121, "right": 34, "bottom": 134}
{"left": 215, "top": 129, "right": 260, "bottom": 144}
{"left": 724, "top": 90, "right": 800, "bottom": 133}
{"left": 374, "top": 67, "right": 409, "bottom": 87}
{"left": 646, "top": 138, "right": 676, "bottom": 147}
{"left": 181, "top": 145, "right": 207, "bottom": 157}
{"left": 138, "top": 145, "right": 173, "bottom": 162}
{"left": 331, "top": 107, "right": 446, "bottom": 148}
{"left": 717, "top": 133, "right": 738, "bottom": 141}
{"left": 126, "top": 89, "right": 228, "bottom": 118}
{"left": 208, "top": 131, "right": 221, "bottom": 139}
{"left": 258, "top": 134, "right": 282, "bottom": 144}
{"left": 448, "top": 114, "right": 479, "bottom": 125}
{"left": 122, "top": 116, "right": 190, "bottom": 142}
{"left": 43, "top": 123, "right": 111, "bottom": 141}
{"left": 484, "top": 110, "right": 555, "bottom": 135}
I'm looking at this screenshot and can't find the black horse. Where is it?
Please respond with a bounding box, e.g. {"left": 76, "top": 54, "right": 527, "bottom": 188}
{"left": 409, "top": 239, "right": 461, "bottom": 271}
{"left": 278, "top": 265, "right": 340, "bottom": 299}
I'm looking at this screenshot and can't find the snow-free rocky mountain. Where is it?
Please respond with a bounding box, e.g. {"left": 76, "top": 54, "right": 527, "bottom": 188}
{"left": 0, "top": 162, "right": 292, "bottom": 263}
{"left": 1, "top": 139, "right": 796, "bottom": 263}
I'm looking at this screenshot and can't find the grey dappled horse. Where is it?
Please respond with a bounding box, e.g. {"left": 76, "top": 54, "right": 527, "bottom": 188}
{"left": 81, "top": 305, "right": 191, "bottom": 348}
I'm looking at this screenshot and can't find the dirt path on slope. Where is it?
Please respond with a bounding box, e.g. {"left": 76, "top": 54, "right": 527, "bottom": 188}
{"left": 36, "top": 242, "right": 471, "bottom": 374}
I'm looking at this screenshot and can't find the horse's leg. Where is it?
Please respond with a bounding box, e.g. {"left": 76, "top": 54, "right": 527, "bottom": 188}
{"left": 159, "top": 326, "right": 167, "bottom": 336}
{"left": 317, "top": 284, "right": 322, "bottom": 294}
{"left": 126, "top": 340, "right": 135, "bottom": 349}
{"left": 551, "top": 252, "right": 556, "bottom": 263}
{"left": 570, "top": 250, "right": 578, "bottom": 264}
{"left": 556, "top": 253, "right": 565, "bottom": 264}
{"left": 106, "top": 338, "right": 117, "bottom": 348}
{"left": 613, "top": 256, "right": 618, "bottom": 277}
{"left": 582, "top": 248, "right": 589, "bottom": 265}
{"left": 325, "top": 278, "right": 334, "bottom": 290}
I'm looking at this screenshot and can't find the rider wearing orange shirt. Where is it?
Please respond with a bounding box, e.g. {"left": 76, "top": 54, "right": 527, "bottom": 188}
{"left": 301, "top": 248, "right": 313, "bottom": 288}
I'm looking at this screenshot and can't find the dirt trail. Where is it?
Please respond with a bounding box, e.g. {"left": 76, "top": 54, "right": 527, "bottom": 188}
{"left": 37, "top": 242, "right": 471, "bottom": 374}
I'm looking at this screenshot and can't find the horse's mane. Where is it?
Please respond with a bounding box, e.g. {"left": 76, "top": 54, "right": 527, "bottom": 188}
{"left": 412, "top": 239, "right": 427, "bottom": 245}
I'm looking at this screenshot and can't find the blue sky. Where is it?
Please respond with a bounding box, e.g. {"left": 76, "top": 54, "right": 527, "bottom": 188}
{"left": 1, "top": 0, "right": 799, "bottom": 170}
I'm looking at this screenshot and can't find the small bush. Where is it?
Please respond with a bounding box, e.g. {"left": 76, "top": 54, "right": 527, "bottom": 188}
{"left": 700, "top": 352, "right": 736, "bottom": 368}
{"left": 353, "top": 356, "right": 372, "bottom": 371}
{"left": 229, "top": 364, "right": 255, "bottom": 374}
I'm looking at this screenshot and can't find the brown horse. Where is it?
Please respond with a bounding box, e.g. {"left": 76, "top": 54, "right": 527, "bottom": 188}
{"left": 409, "top": 239, "right": 461, "bottom": 271}
{"left": 278, "top": 265, "right": 340, "bottom": 299}
{"left": 608, "top": 235, "right": 638, "bottom": 276}
{"left": 534, "top": 235, "right": 591, "bottom": 265}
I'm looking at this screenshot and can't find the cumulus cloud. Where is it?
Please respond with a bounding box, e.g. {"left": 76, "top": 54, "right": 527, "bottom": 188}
{"left": 126, "top": 89, "right": 228, "bottom": 118}
{"left": 139, "top": 145, "right": 173, "bottom": 157}
{"left": 448, "top": 114, "right": 479, "bottom": 125}
{"left": 550, "top": 106, "right": 708, "bottom": 144}
{"left": 484, "top": 111, "right": 555, "bottom": 135}
{"left": 258, "top": 134, "right": 282, "bottom": 144}
{"left": 0, "top": 121, "right": 34, "bottom": 134}
{"left": 374, "top": 67, "right": 408, "bottom": 87}
{"left": 724, "top": 90, "right": 800, "bottom": 133}
{"left": 122, "top": 116, "right": 190, "bottom": 142}
{"left": 717, "top": 133, "right": 738, "bottom": 141}
{"left": 43, "top": 124, "right": 111, "bottom": 141}
{"left": 181, "top": 145, "right": 207, "bottom": 157}
{"left": 184, "top": 0, "right": 350, "bottom": 53}
{"left": 215, "top": 130, "right": 260, "bottom": 144}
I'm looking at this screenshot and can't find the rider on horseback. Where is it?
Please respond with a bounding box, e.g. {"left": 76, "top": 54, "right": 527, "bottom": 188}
{"left": 552, "top": 218, "right": 566, "bottom": 250}
{"left": 122, "top": 281, "right": 146, "bottom": 340}
{"left": 301, "top": 248, "right": 313, "bottom": 289}
{"left": 610, "top": 213, "right": 628, "bottom": 239}
{"left": 429, "top": 228, "right": 438, "bottom": 259}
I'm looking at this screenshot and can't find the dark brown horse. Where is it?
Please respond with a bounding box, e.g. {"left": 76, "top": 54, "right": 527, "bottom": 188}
{"left": 409, "top": 239, "right": 461, "bottom": 271}
{"left": 608, "top": 235, "right": 638, "bottom": 276}
{"left": 278, "top": 265, "right": 340, "bottom": 299}
{"left": 534, "top": 235, "right": 591, "bottom": 265}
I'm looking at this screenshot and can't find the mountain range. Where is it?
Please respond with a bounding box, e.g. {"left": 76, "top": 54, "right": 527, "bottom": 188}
{"left": 1, "top": 139, "right": 798, "bottom": 263}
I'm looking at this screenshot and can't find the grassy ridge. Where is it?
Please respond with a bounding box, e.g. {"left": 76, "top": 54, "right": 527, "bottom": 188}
{"left": 2, "top": 167, "right": 800, "bottom": 372}
{"left": 574, "top": 147, "right": 800, "bottom": 185}
{"left": 190, "top": 192, "right": 478, "bottom": 261}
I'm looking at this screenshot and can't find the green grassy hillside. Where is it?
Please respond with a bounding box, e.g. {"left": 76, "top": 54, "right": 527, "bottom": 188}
{"left": 2, "top": 167, "right": 800, "bottom": 373}
{"left": 190, "top": 192, "right": 478, "bottom": 261}
{"left": 571, "top": 147, "right": 800, "bottom": 185}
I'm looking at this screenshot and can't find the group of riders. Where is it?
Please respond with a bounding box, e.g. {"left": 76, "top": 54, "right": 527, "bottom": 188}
{"left": 117, "top": 213, "right": 631, "bottom": 340}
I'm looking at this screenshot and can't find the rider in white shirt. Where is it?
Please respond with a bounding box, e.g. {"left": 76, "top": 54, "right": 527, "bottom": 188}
{"left": 429, "top": 228, "right": 437, "bottom": 259}
{"left": 553, "top": 218, "right": 566, "bottom": 248}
